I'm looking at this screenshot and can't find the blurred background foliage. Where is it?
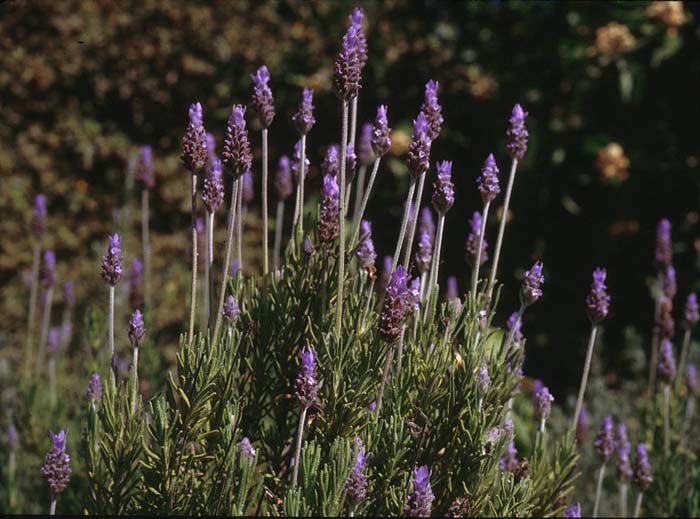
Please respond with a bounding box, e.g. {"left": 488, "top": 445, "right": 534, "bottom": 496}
{"left": 2, "top": 0, "right": 700, "bottom": 402}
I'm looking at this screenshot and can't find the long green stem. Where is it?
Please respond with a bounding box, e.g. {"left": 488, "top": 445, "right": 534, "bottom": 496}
{"left": 350, "top": 157, "right": 382, "bottom": 248}
{"left": 663, "top": 383, "right": 671, "bottom": 456}
{"left": 352, "top": 164, "right": 367, "bottom": 225}
{"left": 391, "top": 178, "right": 417, "bottom": 272}
{"left": 423, "top": 214, "right": 445, "bottom": 320}
{"left": 336, "top": 101, "right": 349, "bottom": 339}
{"left": 633, "top": 492, "right": 644, "bottom": 517}
{"left": 49, "top": 357, "right": 56, "bottom": 409}
{"left": 236, "top": 175, "right": 243, "bottom": 270}
{"left": 49, "top": 492, "right": 57, "bottom": 516}
{"left": 142, "top": 188, "right": 152, "bottom": 315}
{"left": 396, "top": 326, "right": 406, "bottom": 381}
{"left": 571, "top": 323, "right": 598, "bottom": 433}
{"left": 188, "top": 174, "right": 198, "bottom": 346}
{"left": 402, "top": 171, "right": 426, "bottom": 268}
{"left": 132, "top": 345, "right": 140, "bottom": 413}
{"left": 212, "top": 180, "right": 239, "bottom": 342}
{"left": 648, "top": 278, "right": 662, "bottom": 394}
{"left": 503, "top": 304, "right": 525, "bottom": 354}
{"left": 350, "top": 96, "right": 358, "bottom": 150}
{"left": 204, "top": 212, "right": 213, "bottom": 328}
{"left": 296, "top": 134, "right": 308, "bottom": 244}
{"left": 37, "top": 286, "right": 54, "bottom": 374}
{"left": 24, "top": 242, "right": 41, "bottom": 372}
{"left": 291, "top": 406, "right": 308, "bottom": 487}
{"left": 593, "top": 461, "right": 607, "bottom": 517}
{"left": 273, "top": 200, "right": 285, "bottom": 271}
{"left": 471, "top": 201, "right": 491, "bottom": 301}
{"left": 376, "top": 345, "right": 393, "bottom": 413}
{"left": 108, "top": 285, "right": 114, "bottom": 363}
{"left": 262, "top": 128, "right": 269, "bottom": 276}
{"left": 620, "top": 482, "right": 628, "bottom": 518}
{"left": 486, "top": 159, "right": 518, "bottom": 301}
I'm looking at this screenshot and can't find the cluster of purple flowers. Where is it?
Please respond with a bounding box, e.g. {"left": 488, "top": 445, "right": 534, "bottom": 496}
{"left": 295, "top": 346, "right": 319, "bottom": 409}
{"left": 42, "top": 430, "right": 71, "bottom": 495}
{"left": 378, "top": 266, "right": 420, "bottom": 343}
{"left": 405, "top": 465, "right": 434, "bottom": 517}
{"left": 223, "top": 105, "right": 252, "bottom": 177}
{"left": 101, "top": 234, "right": 123, "bottom": 286}
{"left": 181, "top": 102, "right": 208, "bottom": 174}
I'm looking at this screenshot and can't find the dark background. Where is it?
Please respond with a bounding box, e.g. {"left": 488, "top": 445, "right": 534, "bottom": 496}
{"left": 2, "top": 0, "right": 700, "bottom": 399}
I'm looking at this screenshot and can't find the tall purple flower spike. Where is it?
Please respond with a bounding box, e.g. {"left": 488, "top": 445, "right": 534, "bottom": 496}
{"left": 616, "top": 423, "right": 633, "bottom": 482}
{"left": 251, "top": 65, "right": 275, "bottom": 128}
{"left": 223, "top": 295, "right": 241, "bottom": 324}
{"left": 42, "top": 250, "right": 58, "bottom": 287}
{"left": 346, "top": 436, "right": 368, "bottom": 503}
{"left": 594, "top": 415, "right": 615, "bottom": 462}
{"left": 685, "top": 293, "right": 699, "bottom": 326}
{"left": 633, "top": 443, "right": 652, "bottom": 491}
{"left": 101, "top": 234, "right": 123, "bottom": 286}
{"left": 507, "top": 311, "right": 524, "bottom": 347}
{"left": 319, "top": 174, "right": 341, "bottom": 242}
{"left": 86, "top": 373, "right": 102, "bottom": 403}
{"left": 520, "top": 261, "right": 544, "bottom": 307}
{"left": 42, "top": 429, "right": 71, "bottom": 494}
{"left": 406, "top": 112, "right": 432, "bottom": 178}
{"left": 465, "top": 212, "right": 488, "bottom": 267}
{"left": 357, "top": 220, "right": 377, "bottom": 273}
{"left": 202, "top": 158, "right": 224, "bottom": 213}
{"left": 358, "top": 122, "right": 374, "bottom": 166}
{"left": 293, "top": 88, "right": 316, "bottom": 136}
{"left": 223, "top": 104, "right": 252, "bottom": 177}
{"left": 128, "top": 310, "right": 145, "bottom": 349}
{"left": 446, "top": 276, "right": 459, "bottom": 301}
{"left": 274, "top": 155, "right": 294, "bottom": 200}
{"left": 420, "top": 80, "right": 443, "bottom": 141}
{"left": 32, "top": 194, "right": 48, "bottom": 239}
{"left": 478, "top": 154, "right": 500, "bottom": 204}
{"left": 372, "top": 105, "right": 392, "bottom": 157}
{"left": 586, "top": 268, "right": 611, "bottom": 323}
{"left": 295, "top": 346, "right": 319, "bottom": 409}
{"left": 181, "top": 102, "right": 208, "bottom": 174}
{"left": 238, "top": 437, "right": 257, "bottom": 461}
{"left": 432, "top": 160, "right": 455, "bottom": 215}
{"left": 563, "top": 503, "right": 582, "bottom": 518}
{"left": 378, "top": 266, "right": 420, "bottom": 343}
{"left": 657, "top": 338, "right": 676, "bottom": 383}
{"left": 137, "top": 145, "right": 155, "bottom": 189}
{"left": 405, "top": 465, "right": 434, "bottom": 517}
{"left": 415, "top": 230, "right": 433, "bottom": 274}
{"left": 506, "top": 104, "right": 528, "bottom": 161}
{"left": 655, "top": 218, "right": 672, "bottom": 268}
{"left": 322, "top": 145, "right": 341, "bottom": 177}
{"left": 333, "top": 24, "right": 362, "bottom": 101}
{"left": 349, "top": 7, "right": 368, "bottom": 68}
{"left": 533, "top": 383, "right": 554, "bottom": 423}
{"left": 419, "top": 207, "right": 435, "bottom": 240}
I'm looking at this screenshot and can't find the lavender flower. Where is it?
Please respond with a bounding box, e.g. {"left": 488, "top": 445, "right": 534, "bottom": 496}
{"left": 616, "top": 423, "right": 633, "bottom": 482}
{"left": 303, "top": 238, "right": 313, "bottom": 256}
{"left": 345, "top": 144, "right": 358, "bottom": 182}
{"left": 420, "top": 80, "right": 443, "bottom": 141}
{"left": 357, "top": 220, "right": 377, "bottom": 272}
{"left": 358, "top": 122, "right": 374, "bottom": 166}
{"left": 251, "top": 65, "right": 275, "bottom": 128}
{"left": 42, "top": 430, "right": 71, "bottom": 494}
{"left": 585, "top": 267, "right": 611, "bottom": 323}
{"left": 42, "top": 250, "right": 57, "bottom": 287}
{"left": 499, "top": 441, "right": 518, "bottom": 472}
{"left": 507, "top": 312, "right": 524, "bottom": 348}
{"left": 406, "top": 112, "right": 432, "bottom": 178}
{"left": 415, "top": 230, "right": 433, "bottom": 274}
{"left": 223, "top": 295, "right": 240, "bottom": 324}
{"left": 346, "top": 436, "right": 368, "bottom": 503}
{"left": 419, "top": 207, "right": 435, "bottom": 240}
{"left": 687, "top": 364, "right": 698, "bottom": 394}
{"left": 349, "top": 7, "right": 368, "bottom": 68}
{"left": 563, "top": 503, "right": 582, "bottom": 518}
{"left": 506, "top": 104, "right": 528, "bottom": 161}
{"left": 242, "top": 170, "right": 254, "bottom": 204}
{"left": 101, "top": 234, "right": 123, "bottom": 286}
{"left": 594, "top": 415, "right": 614, "bottom": 462}
{"left": 576, "top": 406, "right": 589, "bottom": 444}
{"left": 47, "top": 327, "right": 61, "bottom": 357}
{"left": 322, "top": 145, "right": 340, "bottom": 177}
{"left": 129, "top": 259, "right": 144, "bottom": 309}
{"left": 372, "top": 105, "right": 392, "bottom": 157}
{"left": 633, "top": 443, "right": 652, "bottom": 491}
{"left": 293, "top": 88, "right": 316, "bottom": 135}
{"left": 181, "top": 102, "right": 208, "bottom": 173}
{"left": 378, "top": 266, "right": 420, "bottom": 343}
{"left": 520, "top": 261, "right": 544, "bottom": 307}
{"left": 405, "top": 465, "right": 434, "bottom": 517}
{"left": 685, "top": 293, "right": 699, "bottom": 327}
{"left": 319, "top": 174, "right": 341, "bottom": 242}
{"left": 333, "top": 25, "right": 362, "bottom": 101}
{"left": 238, "top": 437, "right": 257, "bottom": 461}
{"left": 476, "top": 364, "right": 490, "bottom": 393}
{"left": 292, "top": 139, "right": 311, "bottom": 182}
{"left": 128, "top": 310, "right": 145, "bottom": 349}
{"left": 202, "top": 158, "right": 224, "bottom": 213}
{"left": 465, "top": 212, "right": 488, "bottom": 267}
{"left": 63, "top": 281, "right": 75, "bottom": 309}
{"left": 274, "top": 155, "right": 293, "bottom": 200}
{"left": 32, "top": 194, "right": 48, "bottom": 239}
{"left": 206, "top": 132, "right": 217, "bottom": 166}
{"left": 533, "top": 384, "right": 554, "bottom": 423}
{"left": 295, "top": 346, "right": 319, "bottom": 409}
{"left": 432, "top": 160, "right": 455, "bottom": 215}
{"left": 137, "top": 145, "right": 155, "bottom": 189}
{"left": 657, "top": 338, "right": 676, "bottom": 383}
{"left": 655, "top": 218, "right": 672, "bottom": 268}
{"left": 222, "top": 104, "right": 252, "bottom": 177}
{"left": 446, "top": 276, "right": 459, "bottom": 302}
{"left": 379, "top": 256, "right": 393, "bottom": 293}
{"left": 477, "top": 154, "right": 500, "bottom": 204}
{"left": 662, "top": 265, "right": 676, "bottom": 300}
{"left": 86, "top": 373, "right": 102, "bottom": 403}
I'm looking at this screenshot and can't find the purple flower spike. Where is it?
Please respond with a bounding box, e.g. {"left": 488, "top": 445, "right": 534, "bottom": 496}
{"left": 349, "top": 7, "right": 368, "bottom": 69}
{"left": 476, "top": 364, "right": 490, "bottom": 393}
{"left": 633, "top": 443, "right": 652, "bottom": 491}
{"left": 478, "top": 154, "right": 501, "bottom": 204}
{"left": 242, "top": 171, "right": 254, "bottom": 204}
{"left": 586, "top": 267, "right": 611, "bottom": 323}
{"left": 322, "top": 145, "right": 341, "bottom": 177}
{"left": 292, "top": 139, "right": 311, "bottom": 182}
{"left": 687, "top": 364, "right": 698, "bottom": 394}
{"left": 533, "top": 384, "right": 554, "bottom": 423}
{"left": 238, "top": 437, "right": 257, "bottom": 461}
{"left": 378, "top": 266, "right": 420, "bottom": 343}
{"left": 346, "top": 436, "right": 368, "bottom": 503}
{"left": 223, "top": 295, "right": 240, "bottom": 324}
{"left": 42, "top": 430, "right": 71, "bottom": 494}
{"left": 128, "top": 310, "right": 145, "bottom": 349}
{"left": 295, "top": 346, "right": 319, "bottom": 409}
{"left": 274, "top": 156, "right": 293, "bottom": 200}
{"left": 520, "top": 261, "right": 544, "bottom": 307}
{"left": 379, "top": 255, "right": 393, "bottom": 293}
{"left": 63, "top": 280, "right": 75, "bottom": 309}
{"left": 42, "top": 250, "right": 57, "bottom": 287}
{"left": 415, "top": 230, "right": 433, "bottom": 274}
{"left": 333, "top": 25, "right": 362, "bottom": 101}
{"left": 47, "top": 326, "right": 61, "bottom": 357}
{"left": 506, "top": 104, "right": 529, "bottom": 161}
{"left": 405, "top": 465, "right": 434, "bottom": 517}
{"left": 251, "top": 65, "right": 275, "bottom": 128}
{"left": 407, "top": 112, "right": 432, "bottom": 178}
{"left": 465, "top": 212, "right": 488, "bottom": 267}
{"left": 616, "top": 423, "right": 633, "bottom": 482}
{"left": 223, "top": 104, "right": 252, "bottom": 177}
{"left": 137, "top": 145, "right": 155, "bottom": 189}
{"left": 319, "top": 174, "right": 341, "bottom": 243}
{"left": 101, "top": 234, "right": 123, "bottom": 287}
{"left": 655, "top": 219, "right": 672, "bottom": 268}
{"left": 685, "top": 293, "right": 699, "bottom": 327}
{"left": 657, "top": 338, "right": 676, "bottom": 383}
{"left": 419, "top": 207, "right": 435, "bottom": 240}
{"left": 357, "top": 220, "right": 377, "bottom": 273}
{"left": 182, "top": 102, "right": 208, "bottom": 174}
{"left": 206, "top": 132, "right": 217, "bottom": 166}
{"left": 432, "top": 160, "right": 455, "bottom": 215}
{"left": 32, "top": 194, "right": 48, "bottom": 239}
{"left": 372, "top": 105, "right": 392, "bottom": 157}
{"left": 358, "top": 122, "right": 374, "bottom": 166}
{"left": 202, "top": 158, "right": 224, "bottom": 213}
{"left": 507, "top": 312, "right": 524, "bottom": 348}
{"left": 662, "top": 265, "right": 676, "bottom": 300}
{"left": 86, "top": 373, "right": 102, "bottom": 403}
{"left": 345, "top": 144, "right": 358, "bottom": 182}
{"left": 499, "top": 441, "right": 518, "bottom": 472}
{"left": 594, "top": 415, "right": 615, "bottom": 461}
{"left": 420, "top": 80, "right": 443, "bottom": 141}
{"left": 564, "top": 503, "right": 581, "bottom": 518}
{"left": 576, "top": 406, "right": 588, "bottom": 444}
{"left": 446, "top": 276, "right": 459, "bottom": 301}
{"left": 230, "top": 259, "right": 239, "bottom": 277}
{"left": 293, "top": 88, "right": 316, "bottom": 136}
